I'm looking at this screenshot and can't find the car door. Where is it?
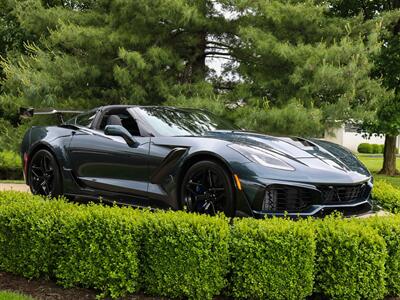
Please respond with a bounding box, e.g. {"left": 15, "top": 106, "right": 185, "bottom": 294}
{"left": 68, "top": 110, "right": 151, "bottom": 204}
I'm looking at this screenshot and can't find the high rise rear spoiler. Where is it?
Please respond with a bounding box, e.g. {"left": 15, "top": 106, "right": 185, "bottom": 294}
{"left": 19, "top": 107, "right": 83, "bottom": 123}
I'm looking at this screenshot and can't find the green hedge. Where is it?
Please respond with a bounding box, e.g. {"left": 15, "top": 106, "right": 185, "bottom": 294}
{"left": 357, "top": 142, "right": 398, "bottom": 154}
{"left": 358, "top": 143, "right": 373, "bottom": 153}
{"left": 374, "top": 144, "right": 384, "bottom": 153}
{"left": 0, "top": 193, "right": 145, "bottom": 299}
{"left": 315, "top": 217, "right": 387, "bottom": 300}
{"left": 55, "top": 204, "right": 144, "bottom": 299}
{"left": 1, "top": 191, "right": 400, "bottom": 300}
{"left": 373, "top": 180, "right": 400, "bottom": 213}
{"left": 0, "top": 151, "right": 21, "bottom": 170}
{"left": 0, "top": 192, "right": 231, "bottom": 299}
{"left": 141, "top": 211, "right": 229, "bottom": 299}
{"left": 364, "top": 216, "right": 400, "bottom": 296}
{"left": 229, "top": 218, "right": 315, "bottom": 300}
{"left": 0, "top": 193, "right": 64, "bottom": 278}
{"left": 0, "top": 151, "right": 22, "bottom": 180}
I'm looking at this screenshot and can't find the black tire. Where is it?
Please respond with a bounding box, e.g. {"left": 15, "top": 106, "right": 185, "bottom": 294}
{"left": 180, "top": 160, "right": 235, "bottom": 217}
{"left": 28, "top": 149, "right": 62, "bottom": 198}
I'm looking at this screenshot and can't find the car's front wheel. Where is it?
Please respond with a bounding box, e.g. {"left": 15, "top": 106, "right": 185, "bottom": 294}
{"left": 181, "top": 160, "right": 235, "bottom": 217}
{"left": 28, "top": 149, "right": 62, "bottom": 197}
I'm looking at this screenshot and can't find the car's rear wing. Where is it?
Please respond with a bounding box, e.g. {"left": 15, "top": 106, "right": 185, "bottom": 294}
{"left": 20, "top": 107, "right": 83, "bottom": 123}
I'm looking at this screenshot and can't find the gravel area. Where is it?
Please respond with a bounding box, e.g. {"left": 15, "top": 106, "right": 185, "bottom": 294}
{"left": 0, "top": 183, "right": 30, "bottom": 193}
{"left": 358, "top": 210, "right": 391, "bottom": 218}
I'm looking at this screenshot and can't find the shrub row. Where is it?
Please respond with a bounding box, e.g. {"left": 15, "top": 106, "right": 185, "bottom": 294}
{"left": 0, "top": 192, "right": 230, "bottom": 299}
{"left": 315, "top": 217, "right": 387, "bottom": 300}
{"left": 142, "top": 211, "right": 230, "bottom": 299}
{"left": 229, "top": 218, "right": 315, "bottom": 299}
{"left": 373, "top": 180, "right": 400, "bottom": 213}
{"left": 358, "top": 143, "right": 384, "bottom": 154}
{"left": 0, "top": 151, "right": 22, "bottom": 180}
{"left": 357, "top": 143, "right": 399, "bottom": 154}
{"left": 0, "top": 193, "right": 144, "bottom": 298}
{"left": 0, "top": 191, "right": 399, "bottom": 300}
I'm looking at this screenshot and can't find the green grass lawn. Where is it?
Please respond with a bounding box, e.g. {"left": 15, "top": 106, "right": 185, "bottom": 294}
{"left": 357, "top": 154, "right": 400, "bottom": 188}
{"left": 0, "top": 180, "right": 24, "bottom": 184}
{"left": 0, "top": 291, "right": 34, "bottom": 300}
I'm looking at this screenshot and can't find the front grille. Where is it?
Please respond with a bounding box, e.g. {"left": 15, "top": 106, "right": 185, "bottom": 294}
{"left": 319, "top": 184, "right": 367, "bottom": 204}
{"left": 263, "top": 186, "right": 314, "bottom": 212}
{"left": 261, "top": 183, "right": 370, "bottom": 213}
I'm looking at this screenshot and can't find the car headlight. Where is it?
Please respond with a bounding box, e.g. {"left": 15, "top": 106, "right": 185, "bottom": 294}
{"left": 229, "top": 144, "right": 295, "bottom": 171}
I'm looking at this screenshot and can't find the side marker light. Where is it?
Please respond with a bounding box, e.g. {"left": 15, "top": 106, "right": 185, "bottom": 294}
{"left": 233, "top": 174, "right": 242, "bottom": 191}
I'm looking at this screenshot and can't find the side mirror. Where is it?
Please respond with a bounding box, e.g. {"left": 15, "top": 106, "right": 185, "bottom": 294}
{"left": 104, "top": 125, "right": 138, "bottom": 147}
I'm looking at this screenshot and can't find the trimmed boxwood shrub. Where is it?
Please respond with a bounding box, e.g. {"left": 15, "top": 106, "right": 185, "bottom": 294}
{"left": 141, "top": 211, "right": 230, "bottom": 300}
{"left": 229, "top": 218, "right": 315, "bottom": 300}
{"left": 372, "top": 143, "right": 382, "bottom": 154}
{"left": 0, "top": 151, "right": 23, "bottom": 180}
{"left": 314, "top": 217, "right": 387, "bottom": 300}
{"left": 373, "top": 180, "right": 400, "bottom": 213}
{"left": 379, "top": 144, "right": 385, "bottom": 153}
{"left": 364, "top": 216, "right": 400, "bottom": 296}
{"left": 55, "top": 204, "right": 144, "bottom": 299}
{"left": 357, "top": 143, "right": 398, "bottom": 154}
{"left": 1, "top": 191, "right": 399, "bottom": 300}
{"left": 358, "top": 143, "right": 373, "bottom": 153}
{"left": 0, "top": 151, "right": 21, "bottom": 170}
{"left": 0, "top": 192, "right": 144, "bottom": 299}
{"left": 0, "top": 190, "right": 37, "bottom": 206}
{"left": 0, "top": 192, "right": 66, "bottom": 278}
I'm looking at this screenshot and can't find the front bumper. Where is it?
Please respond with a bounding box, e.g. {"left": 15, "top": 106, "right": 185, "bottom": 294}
{"left": 240, "top": 177, "right": 373, "bottom": 218}
{"left": 252, "top": 199, "right": 372, "bottom": 218}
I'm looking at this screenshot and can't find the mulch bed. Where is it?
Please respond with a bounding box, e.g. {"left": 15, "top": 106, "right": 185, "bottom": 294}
{"left": 0, "top": 169, "right": 23, "bottom": 180}
{"left": 0, "top": 272, "right": 166, "bottom": 300}
{"left": 1, "top": 271, "right": 400, "bottom": 300}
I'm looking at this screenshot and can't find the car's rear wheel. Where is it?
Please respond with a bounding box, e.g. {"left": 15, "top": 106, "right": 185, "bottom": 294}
{"left": 181, "top": 160, "right": 235, "bottom": 217}
{"left": 28, "top": 149, "right": 62, "bottom": 197}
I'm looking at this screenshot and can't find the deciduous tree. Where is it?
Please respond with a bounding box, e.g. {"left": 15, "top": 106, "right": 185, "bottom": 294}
{"left": 323, "top": 0, "right": 400, "bottom": 175}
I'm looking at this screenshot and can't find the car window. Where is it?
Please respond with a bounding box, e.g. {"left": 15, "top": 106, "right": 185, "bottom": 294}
{"left": 99, "top": 110, "right": 141, "bottom": 136}
{"left": 134, "top": 107, "right": 238, "bottom": 136}
{"left": 66, "top": 110, "right": 97, "bottom": 128}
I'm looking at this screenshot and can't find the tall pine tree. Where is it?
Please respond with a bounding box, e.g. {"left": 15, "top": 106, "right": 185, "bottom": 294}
{"left": 220, "top": 0, "right": 390, "bottom": 137}
{"left": 323, "top": 0, "right": 400, "bottom": 175}
{"left": 0, "top": 0, "right": 395, "bottom": 144}
{"left": 0, "top": 0, "right": 233, "bottom": 109}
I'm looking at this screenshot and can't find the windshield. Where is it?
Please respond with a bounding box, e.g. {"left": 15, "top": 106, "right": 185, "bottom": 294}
{"left": 135, "top": 107, "right": 238, "bottom": 136}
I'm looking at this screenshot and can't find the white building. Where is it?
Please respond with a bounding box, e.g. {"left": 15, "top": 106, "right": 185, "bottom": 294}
{"left": 324, "top": 123, "right": 400, "bottom": 152}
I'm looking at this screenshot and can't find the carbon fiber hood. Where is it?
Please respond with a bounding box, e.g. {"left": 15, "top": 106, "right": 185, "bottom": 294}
{"left": 205, "top": 130, "right": 371, "bottom": 177}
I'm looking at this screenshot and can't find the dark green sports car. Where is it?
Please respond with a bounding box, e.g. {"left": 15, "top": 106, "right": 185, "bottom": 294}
{"left": 20, "top": 105, "right": 373, "bottom": 217}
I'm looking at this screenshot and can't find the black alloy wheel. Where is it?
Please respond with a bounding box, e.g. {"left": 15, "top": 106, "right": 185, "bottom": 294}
{"left": 28, "top": 149, "right": 62, "bottom": 197}
{"left": 181, "top": 160, "right": 235, "bottom": 216}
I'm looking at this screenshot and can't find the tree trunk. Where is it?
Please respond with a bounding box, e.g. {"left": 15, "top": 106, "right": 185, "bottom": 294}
{"left": 192, "top": 31, "right": 207, "bottom": 81}
{"left": 180, "top": 32, "right": 207, "bottom": 84}
{"left": 379, "top": 135, "right": 399, "bottom": 176}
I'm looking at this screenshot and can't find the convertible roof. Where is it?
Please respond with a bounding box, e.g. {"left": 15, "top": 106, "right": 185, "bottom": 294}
{"left": 100, "top": 105, "right": 136, "bottom": 110}
{"left": 98, "top": 105, "right": 203, "bottom": 112}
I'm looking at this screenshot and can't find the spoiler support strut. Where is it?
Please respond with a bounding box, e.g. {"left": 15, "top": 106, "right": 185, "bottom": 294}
{"left": 19, "top": 107, "right": 83, "bottom": 123}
